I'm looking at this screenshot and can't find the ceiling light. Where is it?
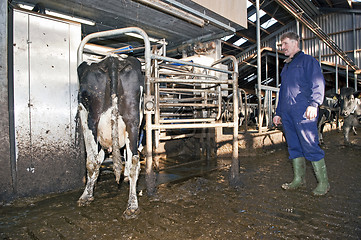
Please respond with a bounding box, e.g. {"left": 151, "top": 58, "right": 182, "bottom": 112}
{"left": 125, "top": 32, "right": 166, "bottom": 44}
{"left": 18, "top": 4, "right": 96, "bottom": 26}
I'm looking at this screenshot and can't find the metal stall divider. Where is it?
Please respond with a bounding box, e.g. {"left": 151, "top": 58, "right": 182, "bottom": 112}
{"left": 149, "top": 54, "right": 240, "bottom": 186}
{"left": 255, "top": 85, "right": 279, "bottom": 131}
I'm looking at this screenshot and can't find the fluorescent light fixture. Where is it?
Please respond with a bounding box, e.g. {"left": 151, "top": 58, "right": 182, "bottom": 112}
{"left": 125, "top": 32, "right": 166, "bottom": 44}
{"left": 262, "top": 78, "right": 274, "bottom": 85}
{"left": 18, "top": 4, "right": 37, "bottom": 11}
{"left": 18, "top": 4, "right": 96, "bottom": 26}
{"left": 45, "top": 10, "right": 95, "bottom": 26}
{"left": 245, "top": 73, "right": 256, "bottom": 82}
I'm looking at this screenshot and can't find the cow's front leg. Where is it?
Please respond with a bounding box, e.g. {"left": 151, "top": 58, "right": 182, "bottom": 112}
{"left": 123, "top": 154, "right": 141, "bottom": 219}
{"left": 343, "top": 126, "right": 351, "bottom": 145}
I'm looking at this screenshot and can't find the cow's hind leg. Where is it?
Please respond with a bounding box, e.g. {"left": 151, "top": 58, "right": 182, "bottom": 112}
{"left": 123, "top": 149, "right": 141, "bottom": 219}
{"left": 78, "top": 104, "right": 105, "bottom": 206}
{"left": 78, "top": 149, "right": 105, "bottom": 206}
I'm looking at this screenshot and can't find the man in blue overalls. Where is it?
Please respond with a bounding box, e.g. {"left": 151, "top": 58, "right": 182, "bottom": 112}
{"left": 273, "top": 32, "right": 330, "bottom": 195}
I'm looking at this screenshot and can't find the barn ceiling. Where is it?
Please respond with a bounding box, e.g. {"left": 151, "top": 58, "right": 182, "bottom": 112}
{"left": 9, "top": 0, "right": 245, "bottom": 57}
{"left": 8, "top": 0, "right": 361, "bottom": 99}
{"left": 9, "top": 0, "right": 361, "bottom": 58}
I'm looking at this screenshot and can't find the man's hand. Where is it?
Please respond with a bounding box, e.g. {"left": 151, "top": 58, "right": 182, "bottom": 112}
{"left": 305, "top": 106, "right": 318, "bottom": 120}
{"left": 273, "top": 115, "right": 282, "bottom": 126}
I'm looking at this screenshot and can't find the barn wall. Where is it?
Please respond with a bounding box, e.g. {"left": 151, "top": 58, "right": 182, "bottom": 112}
{"left": 0, "top": 0, "right": 13, "bottom": 203}
{"left": 247, "top": 13, "right": 361, "bottom": 70}
{"left": 302, "top": 13, "right": 361, "bottom": 69}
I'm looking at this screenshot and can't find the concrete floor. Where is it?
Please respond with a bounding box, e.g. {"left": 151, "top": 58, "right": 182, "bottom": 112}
{"left": 0, "top": 128, "right": 360, "bottom": 239}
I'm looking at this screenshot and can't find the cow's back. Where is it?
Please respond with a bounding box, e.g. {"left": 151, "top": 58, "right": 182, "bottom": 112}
{"left": 78, "top": 56, "right": 143, "bottom": 113}
{"left": 77, "top": 55, "right": 144, "bottom": 143}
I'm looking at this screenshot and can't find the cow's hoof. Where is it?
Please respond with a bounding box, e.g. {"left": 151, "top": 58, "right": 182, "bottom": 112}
{"left": 77, "top": 197, "right": 94, "bottom": 207}
{"left": 122, "top": 207, "right": 140, "bottom": 220}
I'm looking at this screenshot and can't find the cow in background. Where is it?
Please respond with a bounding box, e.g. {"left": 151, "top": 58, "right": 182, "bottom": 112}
{"left": 339, "top": 87, "right": 361, "bottom": 145}
{"left": 77, "top": 55, "right": 144, "bottom": 219}
{"left": 317, "top": 91, "right": 341, "bottom": 144}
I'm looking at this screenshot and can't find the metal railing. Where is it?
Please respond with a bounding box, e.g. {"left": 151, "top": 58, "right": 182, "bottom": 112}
{"left": 256, "top": 85, "right": 279, "bottom": 130}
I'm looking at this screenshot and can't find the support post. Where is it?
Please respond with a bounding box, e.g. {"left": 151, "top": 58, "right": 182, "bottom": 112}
{"left": 355, "top": 72, "right": 358, "bottom": 91}
{"left": 275, "top": 37, "right": 279, "bottom": 88}
{"left": 256, "top": 0, "right": 262, "bottom": 133}
{"left": 346, "top": 65, "right": 349, "bottom": 88}
{"left": 335, "top": 62, "right": 338, "bottom": 94}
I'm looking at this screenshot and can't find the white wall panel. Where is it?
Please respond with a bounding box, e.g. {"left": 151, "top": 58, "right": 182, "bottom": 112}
{"left": 13, "top": 9, "right": 83, "bottom": 197}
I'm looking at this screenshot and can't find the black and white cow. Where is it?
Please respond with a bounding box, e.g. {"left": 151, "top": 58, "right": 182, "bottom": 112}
{"left": 77, "top": 55, "right": 144, "bottom": 219}
{"left": 339, "top": 87, "right": 361, "bottom": 145}
{"left": 317, "top": 93, "right": 340, "bottom": 144}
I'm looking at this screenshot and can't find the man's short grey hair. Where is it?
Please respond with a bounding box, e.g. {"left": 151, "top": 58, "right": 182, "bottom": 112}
{"left": 280, "top": 32, "right": 300, "bottom": 42}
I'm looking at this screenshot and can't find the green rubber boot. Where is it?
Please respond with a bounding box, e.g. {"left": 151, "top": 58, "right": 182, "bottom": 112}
{"left": 311, "top": 158, "right": 330, "bottom": 196}
{"left": 282, "top": 157, "right": 306, "bottom": 190}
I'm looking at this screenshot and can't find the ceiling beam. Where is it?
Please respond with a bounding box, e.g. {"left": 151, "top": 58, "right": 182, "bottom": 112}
{"left": 234, "top": 20, "right": 296, "bottom": 60}
{"left": 222, "top": 40, "right": 245, "bottom": 51}
{"left": 236, "top": 31, "right": 256, "bottom": 43}
{"left": 320, "top": 7, "right": 361, "bottom": 14}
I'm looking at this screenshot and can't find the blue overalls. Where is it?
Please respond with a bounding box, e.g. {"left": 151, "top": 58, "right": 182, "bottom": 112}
{"left": 276, "top": 51, "right": 325, "bottom": 161}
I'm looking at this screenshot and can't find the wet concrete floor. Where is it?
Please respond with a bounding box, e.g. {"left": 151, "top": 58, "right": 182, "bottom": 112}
{"left": 1, "top": 129, "right": 360, "bottom": 239}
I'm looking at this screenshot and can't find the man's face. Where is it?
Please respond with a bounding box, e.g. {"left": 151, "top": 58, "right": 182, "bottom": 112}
{"left": 281, "top": 37, "right": 299, "bottom": 57}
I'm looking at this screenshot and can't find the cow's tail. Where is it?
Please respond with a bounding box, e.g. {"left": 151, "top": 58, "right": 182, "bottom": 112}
{"left": 138, "top": 112, "right": 146, "bottom": 153}
{"left": 108, "top": 57, "right": 123, "bottom": 183}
